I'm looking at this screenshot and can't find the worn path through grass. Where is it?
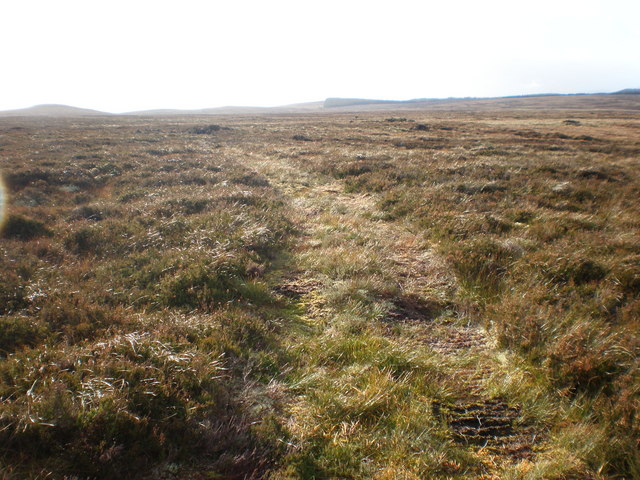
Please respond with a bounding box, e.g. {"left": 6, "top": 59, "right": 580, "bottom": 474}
{"left": 245, "top": 149, "right": 546, "bottom": 479}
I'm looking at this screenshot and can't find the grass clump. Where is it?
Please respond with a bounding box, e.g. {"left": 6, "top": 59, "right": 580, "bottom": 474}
{"left": 1, "top": 214, "right": 52, "bottom": 240}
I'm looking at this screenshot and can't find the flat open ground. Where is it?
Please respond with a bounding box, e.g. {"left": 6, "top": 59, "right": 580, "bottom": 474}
{"left": 1, "top": 96, "right": 639, "bottom": 479}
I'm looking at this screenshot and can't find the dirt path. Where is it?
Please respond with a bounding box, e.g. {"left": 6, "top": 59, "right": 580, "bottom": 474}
{"left": 247, "top": 150, "right": 541, "bottom": 477}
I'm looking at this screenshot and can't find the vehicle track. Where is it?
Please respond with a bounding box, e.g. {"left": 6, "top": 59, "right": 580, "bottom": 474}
{"left": 248, "top": 150, "right": 542, "bottom": 476}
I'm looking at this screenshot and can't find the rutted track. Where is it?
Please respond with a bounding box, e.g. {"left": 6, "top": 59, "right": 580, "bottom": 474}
{"left": 247, "top": 150, "right": 543, "bottom": 477}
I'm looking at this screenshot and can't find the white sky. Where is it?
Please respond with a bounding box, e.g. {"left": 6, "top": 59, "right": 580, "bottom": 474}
{"left": 1, "top": 0, "right": 639, "bottom": 112}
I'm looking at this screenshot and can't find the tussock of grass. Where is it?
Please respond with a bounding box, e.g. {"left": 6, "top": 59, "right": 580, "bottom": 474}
{"left": 1, "top": 214, "right": 53, "bottom": 240}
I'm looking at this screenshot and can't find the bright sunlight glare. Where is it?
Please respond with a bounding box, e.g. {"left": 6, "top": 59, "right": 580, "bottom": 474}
{"left": 0, "top": 174, "right": 6, "bottom": 230}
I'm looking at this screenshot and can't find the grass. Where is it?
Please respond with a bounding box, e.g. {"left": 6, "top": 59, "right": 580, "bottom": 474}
{"left": 277, "top": 112, "right": 639, "bottom": 478}
{"left": 0, "top": 118, "right": 294, "bottom": 478}
{"left": 0, "top": 103, "right": 639, "bottom": 478}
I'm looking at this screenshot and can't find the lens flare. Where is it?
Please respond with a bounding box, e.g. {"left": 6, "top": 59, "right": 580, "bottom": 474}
{"left": 0, "top": 174, "right": 6, "bottom": 230}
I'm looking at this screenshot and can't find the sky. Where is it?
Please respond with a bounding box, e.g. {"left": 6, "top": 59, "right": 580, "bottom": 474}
{"left": 1, "top": 0, "right": 639, "bottom": 113}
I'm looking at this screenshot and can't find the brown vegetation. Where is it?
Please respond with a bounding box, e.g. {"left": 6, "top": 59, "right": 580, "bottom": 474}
{"left": 0, "top": 99, "right": 638, "bottom": 478}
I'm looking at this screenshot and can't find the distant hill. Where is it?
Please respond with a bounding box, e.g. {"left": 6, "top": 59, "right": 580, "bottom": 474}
{"left": 322, "top": 93, "right": 640, "bottom": 112}
{"left": 612, "top": 88, "right": 640, "bottom": 95}
{"left": 324, "top": 91, "right": 640, "bottom": 109}
{"left": 126, "top": 106, "right": 273, "bottom": 116}
{"left": 1, "top": 91, "right": 639, "bottom": 118}
{"left": 0, "top": 104, "right": 111, "bottom": 117}
{"left": 323, "top": 98, "right": 423, "bottom": 108}
{"left": 126, "top": 101, "right": 325, "bottom": 116}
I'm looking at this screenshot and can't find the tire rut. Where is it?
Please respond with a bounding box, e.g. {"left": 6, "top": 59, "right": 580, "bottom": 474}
{"left": 249, "top": 151, "right": 542, "bottom": 474}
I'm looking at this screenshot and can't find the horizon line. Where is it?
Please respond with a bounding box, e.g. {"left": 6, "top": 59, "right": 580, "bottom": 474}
{"left": 1, "top": 88, "right": 639, "bottom": 115}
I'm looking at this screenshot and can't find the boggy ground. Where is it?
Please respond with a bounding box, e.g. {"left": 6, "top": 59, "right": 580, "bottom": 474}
{"left": 0, "top": 103, "right": 638, "bottom": 479}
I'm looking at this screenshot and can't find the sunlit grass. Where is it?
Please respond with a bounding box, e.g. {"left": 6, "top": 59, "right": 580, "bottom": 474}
{"left": 1, "top": 108, "right": 638, "bottom": 479}
{"left": 270, "top": 111, "right": 640, "bottom": 478}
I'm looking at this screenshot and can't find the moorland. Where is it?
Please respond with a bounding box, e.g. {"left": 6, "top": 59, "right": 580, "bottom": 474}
{"left": 0, "top": 94, "right": 639, "bottom": 479}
